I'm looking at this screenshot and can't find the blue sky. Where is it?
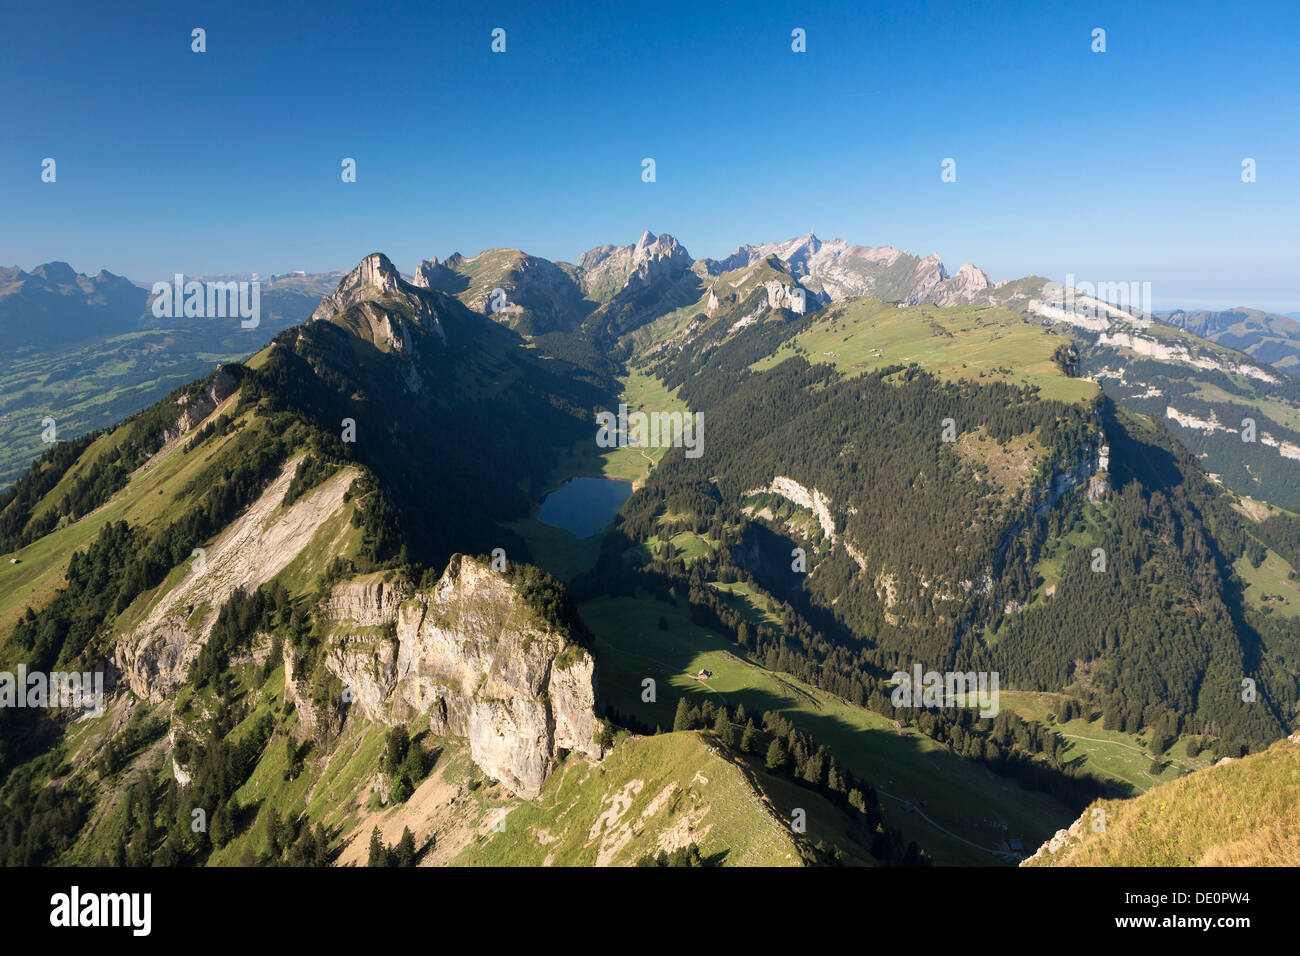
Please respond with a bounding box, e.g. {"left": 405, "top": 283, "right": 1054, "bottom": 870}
{"left": 2, "top": 0, "right": 1297, "bottom": 310}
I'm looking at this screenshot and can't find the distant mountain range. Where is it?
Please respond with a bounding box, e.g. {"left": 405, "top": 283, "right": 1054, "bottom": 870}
{"left": 6, "top": 238, "right": 1300, "bottom": 504}
{"left": 10, "top": 245, "right": 1295, "bottom": 364}
{"left": 0, "top": 262, "right": 147, "bottom": 347}
{"left": 1155, "top": 307, "right": 1300, "bottom": 374}
{"left": 402, "top": 231, "right": 1001, "bottom": 339}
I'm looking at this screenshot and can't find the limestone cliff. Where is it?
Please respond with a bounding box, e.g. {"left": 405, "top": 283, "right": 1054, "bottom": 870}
{"left": 315, "top": 557, "right": 601, "bottom": 799}
{"left": 114, "top": 457, "right": 359, "bottom": 702}
{"left": 160, "top": 365, "right": 239, "bottom": 444}
{"left": 311, "top": 252, "right": 446, "bottom": 345}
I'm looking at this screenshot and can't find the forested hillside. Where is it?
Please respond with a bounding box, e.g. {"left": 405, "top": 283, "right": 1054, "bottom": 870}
{"left": 579, "top": 289, "right": 1298, "bottom": 762}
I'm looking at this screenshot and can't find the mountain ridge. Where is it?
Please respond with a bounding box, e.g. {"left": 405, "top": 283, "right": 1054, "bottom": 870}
{"left": 2, "top": 242, "right": 1297, "bottom": 869}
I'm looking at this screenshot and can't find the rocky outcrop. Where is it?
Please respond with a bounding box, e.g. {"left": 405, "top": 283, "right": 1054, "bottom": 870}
{"left": 747, "top": 476, "right": 837, "bottom": 542}
{"left": 168, "top": 729, "right": 193, "bottom": 787}
{"left": 311, "top": 253, "right": 445, "bottom": 343}
{"left": 113, "top": 458, "right": 358, "bottom": 702}
{"left": 1087, "top": 472, "right": 1110, "bottom": 503}
{"left": 1165, "top": 407, "right": 1300, "bottom": 462}
{"left": 743, "top": 476, "right": 881, "bottom": 572}
{"left": 320, "top": 557, "right": 601, "bottom": 799}
{"left": 1021, "top": 810, "right": 1088, "bottom": 864}
{"left": 1166, "top": 405, "right": 1229, "bottom": 434}
{"left": 1029, "top": 284, "right": 1149, "bottom": 332}
{"left": 930, "top": 264, "right": 994, "bottom": 307}
{"left": 710, "top": 233, "right": 989, "bottom": 307}
{"left": 321, "top": 575, "right": 410, "bottom": 625}
{"left": 161, "top": 366, "right": 239, "bottom": 443}
{"left": 763, "top": 279, "right": 809, "bottom": 315}
{"left": 1100, "top": 331, "right": 1279, "bottom": 383}
{"left": 283, "top": 642, "right": 345, "bottom": 740}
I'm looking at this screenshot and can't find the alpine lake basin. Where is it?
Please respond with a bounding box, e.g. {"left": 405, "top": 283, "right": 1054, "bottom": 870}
{"left": 536, "top": 476, "right": 634, "bottom": 539}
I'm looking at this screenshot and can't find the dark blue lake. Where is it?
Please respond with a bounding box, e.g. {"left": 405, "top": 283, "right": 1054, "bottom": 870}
{"left": 537, "top": 476, "right": 633, "bottom": 538}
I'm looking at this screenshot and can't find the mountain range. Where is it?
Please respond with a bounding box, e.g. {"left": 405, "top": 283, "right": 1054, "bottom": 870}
{"left": 1, "top": 232, "right": 1298, "bottom": 868}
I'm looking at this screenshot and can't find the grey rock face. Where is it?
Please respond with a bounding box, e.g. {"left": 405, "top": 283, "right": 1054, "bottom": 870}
{"left": 161, "top": 365, "right": 239, "bottom": 444}
{"left": 321, "top": 556, "right": 601, "bottom": 799}
{"left": 311, "top": 253, "right": 445, "bottom": 342}
{"left": 311, "top": 253, "right": 405, "bottom": 321}
{"left": 414, "top": 250, "right": 592, "bottom": 333}
{"left": 578, "top": 230, "right": 693, "bottom": 303}
{"left": 114, "top": 458, "right": 359, "bottom": 702}
{"left": 709, "top": 233, "right": 994, "bottom": 307}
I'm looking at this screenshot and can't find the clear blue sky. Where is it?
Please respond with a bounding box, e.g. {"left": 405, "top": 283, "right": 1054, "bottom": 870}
{"left": 2, "top": 0, "right": 1297, "bottom": 310}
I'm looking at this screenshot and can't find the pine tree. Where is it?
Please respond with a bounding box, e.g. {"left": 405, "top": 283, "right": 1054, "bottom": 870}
{"left": 740, "top": 720, "right": 756, "bottom": 754}
{"left": 312, "top": 823, "right": 331, "bottom": 866}
{"left": 367, "top": 827, "right": 390, "bottom": 867}
{"left": 266, "top": 807, "right": 284, "bottom": 858}
{"left": 395, "top": 827, "right": 417, "bottom": 866}
{"left": 672, "top": 697, "right": 692, "bottom": 732}
{"left": 765, "top": 738, "right": 788, "bottom": 772}
{"left": 402, "top": 740, "right": 426, "bottom": 786}
{"left": 713, "top": 708, "right": 735, "bottom": 748}
{"left": 384, "top": 727, "right": 411, "bottom": 777}
{"left": 211, "top": 801, "right": 234, "bottom": 849}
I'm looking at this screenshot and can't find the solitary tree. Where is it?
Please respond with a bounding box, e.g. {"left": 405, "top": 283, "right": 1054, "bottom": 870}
{"left": 367, "top": 827, "right": 390, "bottom": 867}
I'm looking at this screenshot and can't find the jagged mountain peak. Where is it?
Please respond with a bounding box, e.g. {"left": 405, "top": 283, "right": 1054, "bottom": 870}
{"left": 408, "top": 247, "right": 593, "bottom": 335}
{"left": 411, "top": 256, "right": 463, "bottom": 293}
{"left": 580, "top": 230, "right": 690, "bottom": 268}
{"left": 312, "top": 252, "right": 416, "bottom": 321}
{"left": 927, "top": 263, "right": 995, "bottom": 307}
{"left": 30, "top": 261, "right": 79, "bottom": 285}
{"left": 578, "top": 231, "right": 694, "bottom": 304}
{"left": 341, "top": 252, "right": 402, "bottom": 292}
{"left": 310, "top": 252, "right": 451, "bottom": 354}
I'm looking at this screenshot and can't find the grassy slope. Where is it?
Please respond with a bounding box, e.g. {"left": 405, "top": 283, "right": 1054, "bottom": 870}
{"left": 1233, "top": 549, "right": 1300, "bottom": 618}
{"left": 581, "top": 594, "right": 1076, "bottom": 865}
{"left": 990, "top": 691, "right": 1215, "bottom": 793}
{"left": 752, "top": 299, "right": 1097, "bottom": 404}
{"left": 545, "top": 369, "right": 690, "bottom": 487}
{"left": 0, "top": 402, "right": 255, "bottom": 635}
{"left": 1026, "top": 735, "right": 1300, "bottom": 866}
{"left": 457, "top": 730, "right": 873, "bottom": 866}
